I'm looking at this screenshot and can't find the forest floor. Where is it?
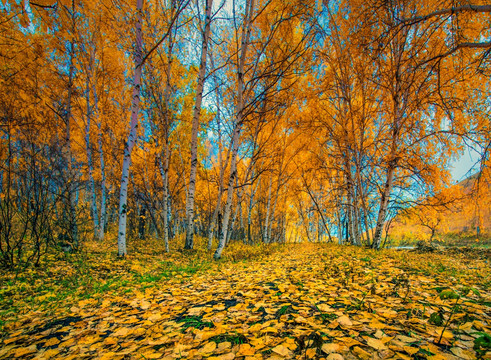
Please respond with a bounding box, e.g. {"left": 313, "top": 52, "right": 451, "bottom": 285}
{"left": 0, "top": 239, "right": 490, "bottom": 360}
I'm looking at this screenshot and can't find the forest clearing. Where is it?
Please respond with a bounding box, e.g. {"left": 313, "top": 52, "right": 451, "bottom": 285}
{"left": 0, "top": 240, "right": 490, "bottom": 359}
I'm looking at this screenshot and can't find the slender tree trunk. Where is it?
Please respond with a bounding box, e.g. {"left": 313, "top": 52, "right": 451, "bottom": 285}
{"left": 184, "top": 0, "right": 213, "bottom": 249}
{"left": 267, "top": 176, "right": 282, "bottom": 243}
{"left": 214, "top": 124, "right": 240, "bottom": 257}
{"left": 227, "top": 176, "right": 244, "bottom": 244}
{"left": 94, "top": 71, "right": 106, "bottom": 241}
{"left": 345, "top": 174, "right": 360, "bottom": 245}
{"left": 85, "top": 75, "right": 99, "bottom": 239}
{"left": 356, "top": 170, "right": 371, "bottom": 245}
{"left": 214, "top": 0, "right": 255, "bottom": 260}
{"left": 117, "top": 0, "right": 144, "bottom": 257}
{"left": 372, "top": 97, "right": 401, "bottom": 249}
{"left": 159, "top": 153, "right": 170, "bottom": 252}
{"left": 138, "top": 205, "right": 146, "bottom": 239}
{"left": 372, "top": 163, "right": 395, "bottom": 249}
{"left": 207, "top": 131, "right": 230, "bottom": 250}
{"left": 263, "top": 176, "right": 272, "bottom": 243}
{"left": 247, "top": 174, "right": 259, "bottom": 245}
{"left": 65, "top": 3, "right": 78, "bottom": 248}
{"left": 336, "top": 210, "right": 343, "bottom": 244}
{"left": 159, "top": 13, "right": 176, "bottom": 253}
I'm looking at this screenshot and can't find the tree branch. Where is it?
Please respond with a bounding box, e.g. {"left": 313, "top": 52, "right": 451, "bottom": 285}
{"left": 400, "top": 4, "right": 491, "bottom": 24}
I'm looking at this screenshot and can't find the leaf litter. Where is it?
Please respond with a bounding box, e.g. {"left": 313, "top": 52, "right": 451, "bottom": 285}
{"left": 0, "top": 242, "right": 490, "bottom": 359}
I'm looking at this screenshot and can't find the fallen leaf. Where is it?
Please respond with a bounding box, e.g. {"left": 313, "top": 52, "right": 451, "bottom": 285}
{"left": 209, "top": 353, "right": 235, "bottom": 360}
{"left": 99, "top": 352, "right": 117, "bottom": 360}
{"left": 403, "top": 346, "right": 419, "bottom": 355}
{"left": 450, "top": 347, "right": 475, "bottom": 360}
{"left": 352, "top": 346, "right": 372, "bottom": 360}
{"left": 365, "top": 337, "right": 387, "bottom": 350}
{"left": 272, "top": 344, "right": 292, "bottom": 357}
{"left": 113, "top": 327, "right": 131, "bottom": 337}
{"left": 337, "top": 315, "right": 352, "bottom": 327}
{"left": 39, "top": 349, "right": 59, "bottom": 359}
{"left": 218, "top": 341, "right": 232, "bottom": 351}
{"left": 321, "top": 343, "right": 340, "bottom": 354}
{"left": 44, "top": 337, "right": 60, "bottom": 347}
{"left": 305, "top": 348, "right": 317, "bottom": 358}
{"left": 199, "top": 341, "right": 217, "bottom": 354}
{"left": 14, "top": 345, "right": 37, "bottom": 358}
{"left": 326, "top": 354, "right": 344, "bottom": 360}
{"left": 237, "top": 344, "right": 255, "bottom": 356}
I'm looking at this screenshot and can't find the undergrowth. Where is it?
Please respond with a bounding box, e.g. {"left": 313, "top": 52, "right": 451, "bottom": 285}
{"left": 0, "top": 235, "right": 281, "bottom": 335}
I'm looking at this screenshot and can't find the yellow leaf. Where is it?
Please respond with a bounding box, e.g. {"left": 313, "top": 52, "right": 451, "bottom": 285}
{"left": 249, "top": 338, "right": 264, "bottom": 350}
{"left": 337, "top": 337, "right": 362, "bottom": 348}
{"left": 321, "top": 342, "right": 340, "bottom": 354}
{"left": 142, "top": 351, "right": 163, "bottom": 359}
{"left": 395, "top": 352, "right": 412, "bottom": 360}
{"left": 317, "top": 304, "right": 332, "bottom": 312}
{"left": 79, "top": 334, "right": 100, "bottom": 345}
{"left": 337, "top": 315, "right": 352, "bottom": 327}
{"left": 188, "top": 307, "right": 203, "bottom": 316}
{"left": 261, "top": 326, "right": 278, "bottom": 334}
{"left": 140, "top": 300, "right": 151, "bottom": 310}
{"left": 237, "top": 344, "right": 255, "bottom": 356}
{"left": 450, "top": 347, "right": 475, "bottom": 360}
{"left": 459, "top": 322, "right": 473, "bottom": 331}
{"left": 326, "top": 354, "right": 344, "bottom": 360}
{"left": 147, "top": 313, "right": 162, "bottom": 322}
{"left": 218, "top": 341, "right": 232, "bottom": 351}
{"left": 199, "top": 341, "right": 217, "bottom": 354}
{"left": 99, "top": 352, "right": 117, "bottom": 360}
{"left": 14, "top": 345, "right": 37, "bottom": 358}
{"left": 104, "top": 337, "right": 118, "bottom": 346}
{"left": 113, "top": 327, "right": 131, "bottom": 337}
{"left": 396, "top": 335, "right": 419, "bottom": 343}
{"left": 209, "top": 353, "right": 235, "bottom": 360}
{"left": 305, "top": 348, "right": 317, "bottom": 358}
{"left": 249, "top": 323, "right": 263, "bottom": 332}
{"left": 364, "top": 337, "right": 387, "bottom": 350}
{"left": 369, "top": 321, "right": 386, "bottom": 329}
{"left": 403, "top": 346, "right": 419, "bottom": 355}
{"left": 352, "top": 346, "right": 372, "bottom": 360}
{"left": 272, "top": 344, "right": 292, "bottom": 357}
{"left": 44, "top": 337, "right": 60, "bottom": 347}
{"left": 40, "top": 349, "right": 59, "bottom": 359}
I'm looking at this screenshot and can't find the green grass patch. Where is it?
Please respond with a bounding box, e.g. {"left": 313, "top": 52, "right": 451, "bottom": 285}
{"left": 176, "top": 315, "right": 214, "bottom": 332}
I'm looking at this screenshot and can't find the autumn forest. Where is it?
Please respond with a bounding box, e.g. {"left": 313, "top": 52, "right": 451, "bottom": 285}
{"left": 0, "top": 0, "right": 490, "bottom": 359}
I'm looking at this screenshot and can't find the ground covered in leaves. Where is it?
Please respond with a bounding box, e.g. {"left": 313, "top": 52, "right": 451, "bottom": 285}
{"left": 1, "top": 241, "right": 490, "bottom": 359}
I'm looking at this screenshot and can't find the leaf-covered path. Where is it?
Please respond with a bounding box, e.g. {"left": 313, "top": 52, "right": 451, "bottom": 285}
{"left": 1, "top": 244, "right": 490, "bottom": 359}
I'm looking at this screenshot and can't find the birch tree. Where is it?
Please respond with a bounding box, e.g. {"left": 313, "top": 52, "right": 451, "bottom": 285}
{"left": 184, "top": 0, "right": 214, "bottom": 250}
{"left": 213, "top": 0, "right": 255, "bottom": 259}
{"left": 117, "top": 0, "right": 144, "bottom": 257}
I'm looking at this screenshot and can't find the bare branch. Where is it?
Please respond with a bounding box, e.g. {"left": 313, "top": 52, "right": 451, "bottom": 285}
{"left": 400, "top": 4, "right": 491, "bottom": 24}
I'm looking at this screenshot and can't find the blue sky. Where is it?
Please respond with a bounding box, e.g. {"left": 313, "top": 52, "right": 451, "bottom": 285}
{"left": 451, "top": 147, "right": 481, "bottom": 182}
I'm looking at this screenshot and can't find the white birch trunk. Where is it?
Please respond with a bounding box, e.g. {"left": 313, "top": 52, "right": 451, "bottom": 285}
{"left": 207, "top": 97, "right": 229, "bottom": 250}
{"left": 267, "top": 178, "right": 281, "bottom": 243}
{"left": 159, "top": 25, "right": 175, "bottom": 253}
{"left": 117, "top": 0, "right": 144, "bottom": 256}
{"left": 95, "top": 78, "right": 106, "bottom": 241}
{"left": 214, "top": 0, "right": 255, "bottom": 259}
{"left": 247, "top": 174, "right": 259, "bottom": 244}
{"left": 372, "top": 164, "right": 395, "bottom": 249}
{"left": 184, "top": 0, "right": 213, "bottom": 249}
{"left": 65, "top": 8, "right": 78, "bottom": 248}
{"left": 263, "top": 176, "right": 272, "bottom": 243}
{"left": 84, "top": 75, "right": 99, "bottom": 239}
{"left": 159, "top": 152, "right": 170, "bottom": 252}
{"left": 214, "top": 124, "right": 241, "bottom": 258}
